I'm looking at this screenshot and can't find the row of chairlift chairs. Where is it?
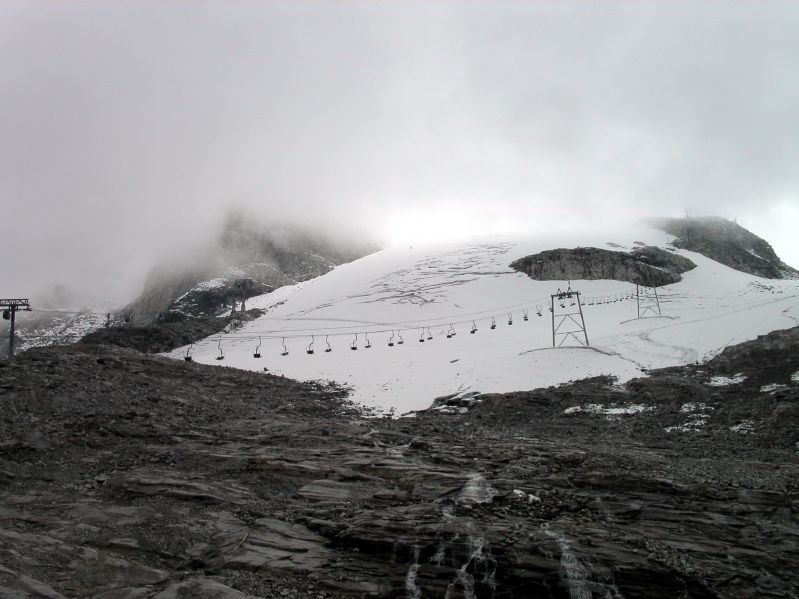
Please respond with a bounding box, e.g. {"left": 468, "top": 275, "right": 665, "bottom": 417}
{"left": 185, "top": 291, "right": 636, "bottom": 361}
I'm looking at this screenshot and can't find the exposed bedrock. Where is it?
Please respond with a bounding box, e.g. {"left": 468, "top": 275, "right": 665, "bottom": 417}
{"left": 510, "top": 246, "right": 696, "bottom": 287}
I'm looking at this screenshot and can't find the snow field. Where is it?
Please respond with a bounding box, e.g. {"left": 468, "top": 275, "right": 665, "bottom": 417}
{"left": 169, "top": 225, "right": 799, "bottom": 414}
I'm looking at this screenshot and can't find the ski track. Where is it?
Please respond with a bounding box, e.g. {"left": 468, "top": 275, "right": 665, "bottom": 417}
{"left": 168, "top": 228, "right": 799, "bottom": 414}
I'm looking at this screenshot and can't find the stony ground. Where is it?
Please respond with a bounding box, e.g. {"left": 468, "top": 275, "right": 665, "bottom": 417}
{"left": 1, "top": 328, "right": 797, "bottom": 598}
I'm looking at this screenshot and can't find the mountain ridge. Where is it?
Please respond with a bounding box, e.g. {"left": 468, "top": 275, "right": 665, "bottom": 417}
{"left": 648, "top": 216, "right": 797, "bottom": 279}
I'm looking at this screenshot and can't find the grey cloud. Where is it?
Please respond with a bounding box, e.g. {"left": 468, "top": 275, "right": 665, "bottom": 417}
{"left": 1, "top": 1, "right": 797, "bottom": 307}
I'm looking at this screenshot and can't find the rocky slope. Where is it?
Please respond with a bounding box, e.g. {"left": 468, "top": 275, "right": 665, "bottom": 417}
{"left": 1, "top": 327, "right": 797, "bottom": 598}
{"left": 510, "top": 245, "right": 696, "bottom": 287}
{"left": 649, "top": 216, "right": 798, "bottom": 279}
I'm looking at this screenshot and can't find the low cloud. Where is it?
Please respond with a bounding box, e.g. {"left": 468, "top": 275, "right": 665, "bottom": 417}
{"left": 1, "top": 1, "right": 797, "bottom": 307}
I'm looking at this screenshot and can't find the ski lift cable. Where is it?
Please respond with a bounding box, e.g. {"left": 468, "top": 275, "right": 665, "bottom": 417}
{"left": 207, "top": 312, "right": 519, "bottom": 344}
{"left": 210, "top": 283, "right": 635, "bottom": 341}
{"left": 187, "top": 282, "right": 642, "bottom": 350}
{"left": 217, "top": 293, "right": 565, "bottom": 336}
{"left": 195, "top": 287, "right": 629, "bottom": 346}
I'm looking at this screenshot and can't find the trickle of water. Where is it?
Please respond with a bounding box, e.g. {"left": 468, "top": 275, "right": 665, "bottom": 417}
{"left": 405, "top": 546, "right": 422, "bottom": 599}
{"left": 444, "top": 535, "right": 496, "bottom": 599}
{"left": 543, "top": 525, "right": 591, "bottom": 599}
{"left": 459, "top": 473, "right": 498, "bottom": 504}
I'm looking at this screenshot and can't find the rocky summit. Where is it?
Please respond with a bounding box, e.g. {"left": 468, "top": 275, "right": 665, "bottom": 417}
{"left": 648, "top": 216, "right": 798, "bottom": 279}
{"left": 1, "top": 325, "right": 797, "bottom": 598}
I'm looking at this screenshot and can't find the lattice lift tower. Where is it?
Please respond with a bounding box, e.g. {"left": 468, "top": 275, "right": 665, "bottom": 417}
{"left": 2, "top": 298, "right": 32, "bottom": 361}
{"left": 551, "top": 286, "right": 589, "bottom": 347}
{"left": 635, "top": 284, "right": 662, "bottom": 318}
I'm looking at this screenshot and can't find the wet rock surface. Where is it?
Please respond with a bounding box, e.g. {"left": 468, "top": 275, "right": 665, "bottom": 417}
{"left": 510, "top": 246, "right": 695, "bottom": 287}
{"left": 1, "top": 329, "right": 798, "bottom": 598}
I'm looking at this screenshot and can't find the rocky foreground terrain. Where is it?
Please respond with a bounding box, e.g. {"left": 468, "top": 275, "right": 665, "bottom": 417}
{"left": 1, "top": 327, "right": 798, "bottom": 598}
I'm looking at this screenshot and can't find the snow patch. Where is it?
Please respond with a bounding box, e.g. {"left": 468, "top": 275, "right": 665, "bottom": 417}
{"left": 707, "top": 374, "right": 746, "bottom": 387}
{"left": 730, "top": 421, "right": 755, "bottom": 434}
{"left": 512, "top": 489, "right": 541, "bottom": 504}
{"left": 665, "top": 415, "right": 709, "bottom": 433}
{"left": 668, "top": 402, "right": 714, "bottom": 432}
{"left": 790, "top": 371, "right": 799, "bottom": 384}
{"left": 760, "top": 383, "right": 787, "bottom": 393}
{"left": 680, "top": 402, "right": 712, "bottom": 413}
{"left": 666, "top": 402, "right": 713, "bottom": 432}
{"left": 747, "top": 248, "right": 768, "bottom": 261}
{"left": 564, "top": 403, "right": 651, "bottom": 417}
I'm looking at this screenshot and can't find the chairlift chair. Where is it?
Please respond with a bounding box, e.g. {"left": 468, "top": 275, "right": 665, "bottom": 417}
{"left": 388, "top": 331, "right": 395, "bottom": 347}
{"left": 351, "top": 333, "right": 358, "bottom": 351}
{"left": 426, "top": 327, "right": 433, "bottom": 341}
{"left": 397, "top": 331, "right": 404, "bottom": 345}
{"left": 419, "top": 328, "right": 425, "bottom": 342}
{"left": 536, "top": 306, "right": 542, "bottom": 317}
{"left": 253, "top": 337, "right": 262, "bottom": 358}
{"left": 446, "top": 324, "right": 455, "bottom": 339}
{"left": 508, "top": 313, "right": 513, "bottom": 325}
{"left": 325, "top": 335, "right": 332, "bottom": 353}
{"left": 490, "top": 316, "right": 496, "bottom": 330}
{"left": 184, "top": 343, "right": 193, "bottom": 362}
{"left": 470, "top": 320, "right": 478, "bottom": 334}
{"left": 365, "top": 333, "right": 372, "bottom": 348}
{"left": 280, "top": 338, "right": 289, "bottom": 356}
{"left": 216, "top": 339, "right": 224, "bottom": 361}
{"left": 523, "top": 309, "right": 529, "bottom": 321}
{"left": 306, "top": 335, "right": 315, "bottom": 355}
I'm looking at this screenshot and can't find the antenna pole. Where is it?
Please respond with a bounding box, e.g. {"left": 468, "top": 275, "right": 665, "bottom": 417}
{"left": 8, "top": 307, "right": 15, "bottom": 360}
{"left": 2, "top": 299, "right": 32, "bottom": 361}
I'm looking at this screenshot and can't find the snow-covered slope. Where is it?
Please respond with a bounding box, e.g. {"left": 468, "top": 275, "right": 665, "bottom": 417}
{"left": 169, "top": 224, "right": 799, "bottom": 414}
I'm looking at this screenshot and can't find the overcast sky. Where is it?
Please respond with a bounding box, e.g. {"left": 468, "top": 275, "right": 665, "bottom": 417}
{"left": 1, "top": 1, "right": 798, "bottom": 306}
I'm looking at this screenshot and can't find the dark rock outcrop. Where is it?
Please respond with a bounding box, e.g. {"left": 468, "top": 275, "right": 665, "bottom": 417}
{"left": 510, "top": 246, "right": 696, "bottom": 287}
{"left": 649, "top": 216, "right": 798, "bottom": 279}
